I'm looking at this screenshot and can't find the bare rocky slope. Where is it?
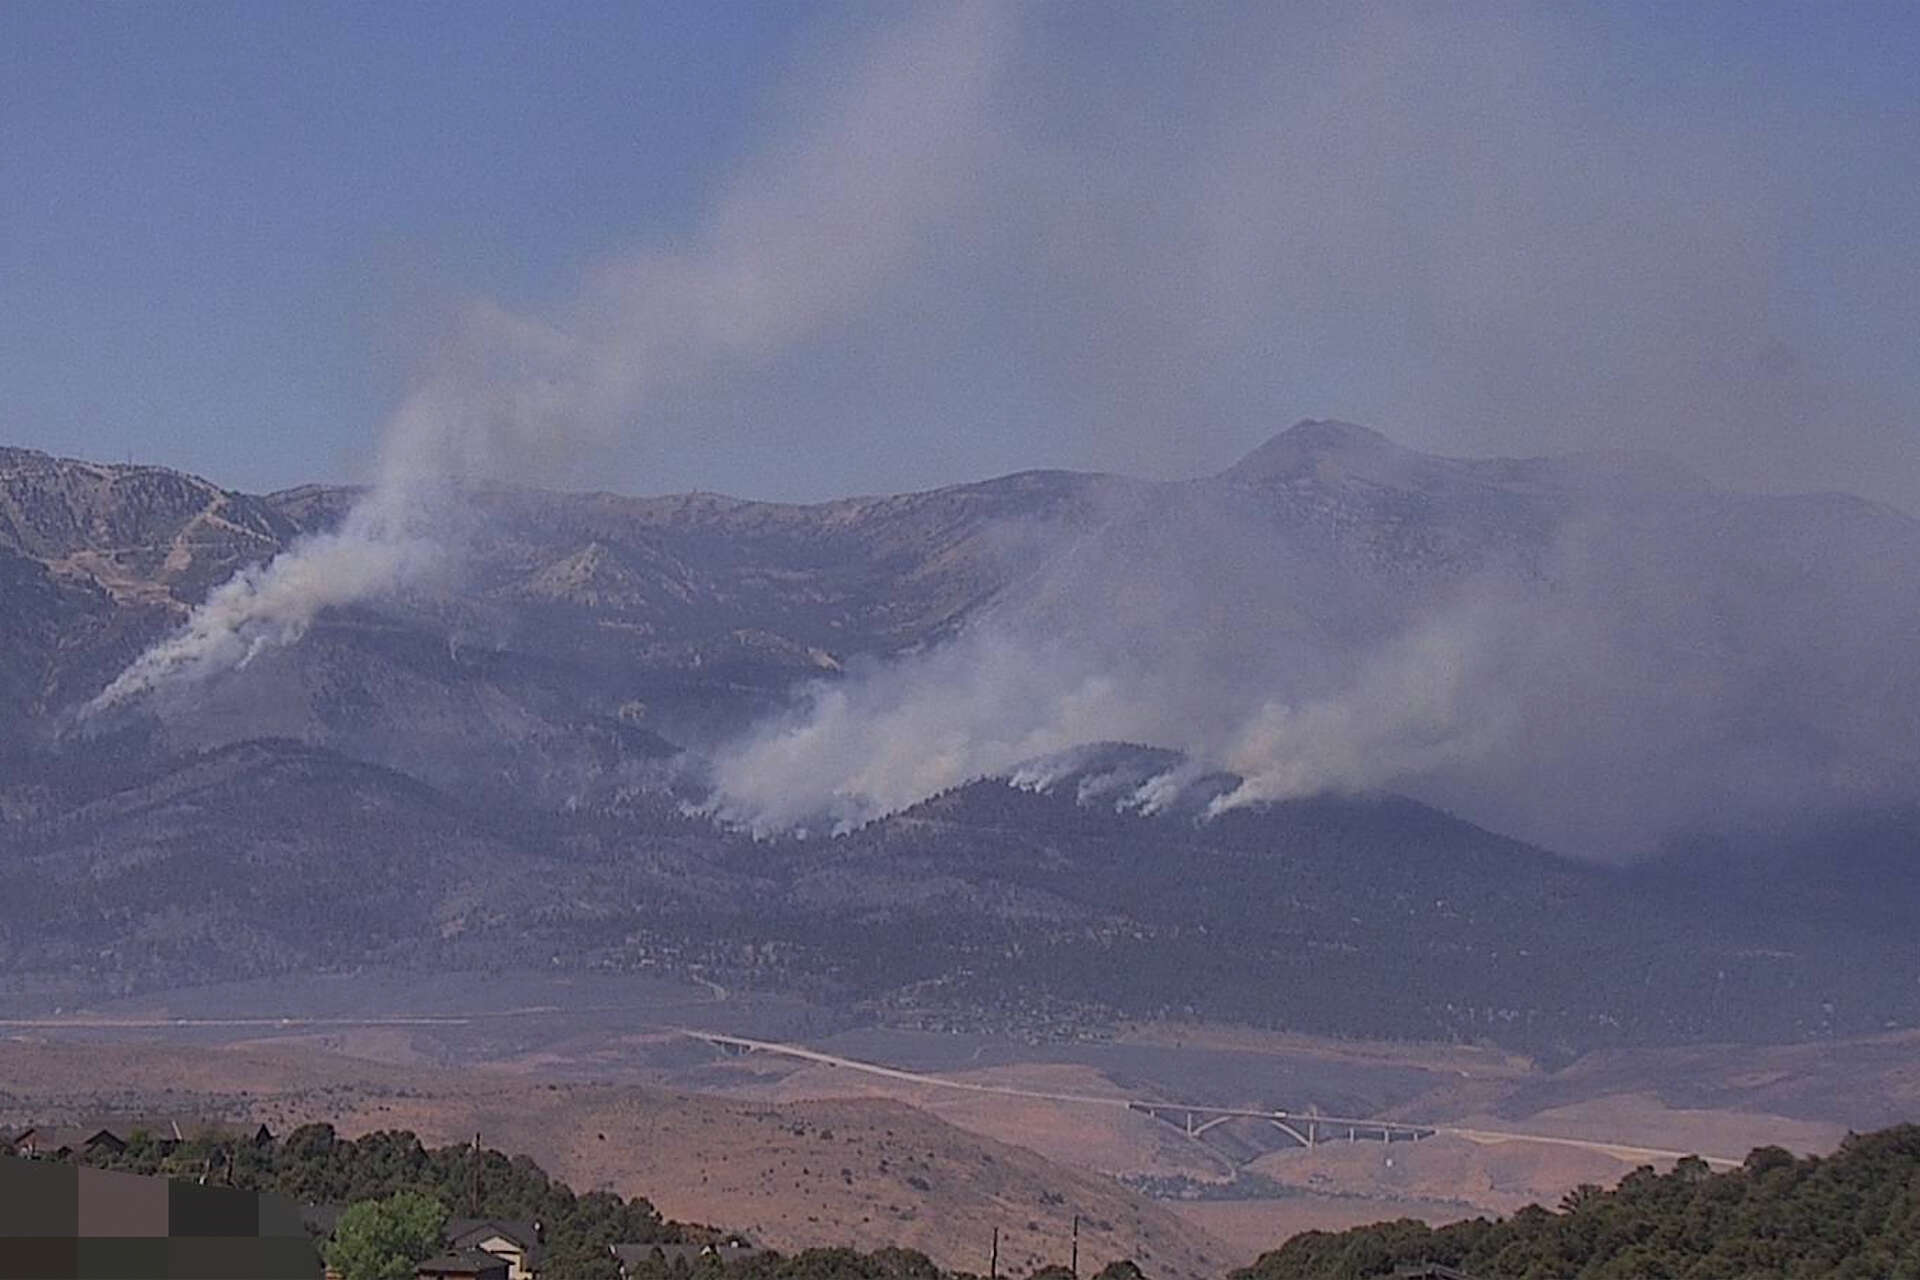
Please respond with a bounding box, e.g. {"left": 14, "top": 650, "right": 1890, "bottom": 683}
{"left": 4, "top": 424, "right": 1918, "bottom": 1055}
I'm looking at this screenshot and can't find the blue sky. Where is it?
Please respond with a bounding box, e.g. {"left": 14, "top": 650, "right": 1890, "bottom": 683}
{"left": 4, "top": 2, "right": 1917, "bottom": 505}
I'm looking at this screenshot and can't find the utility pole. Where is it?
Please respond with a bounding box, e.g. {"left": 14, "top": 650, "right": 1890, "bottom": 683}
{"left": 470, "top": 1133, "right": 481, "bottom": 1217}
{"left": 1071, "top": 1215, "right": 1079, "bottom": 1279}
{"left": 990, "top": 1227, "right": 999, "bottom": 1280}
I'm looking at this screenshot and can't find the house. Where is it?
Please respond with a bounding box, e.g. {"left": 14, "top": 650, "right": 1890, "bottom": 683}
{"left": 6, "top": 1126, "right": 49, "bottom": 1158}
{"left": 610, "top": 1240, "right": 761, "bottom": 1276}
{"left": 7, "top": 1121, "right": 195, "bottom": 1161}
{"left": 6, "top": 1126, "right": 128, "bottom": 1160}
{"left": 445, "top": 1218, "right": 545, "bottom": 1280}
{"left": 82, "top": 1128, "right": 128, "bottom": 1156}
{"left": 417, "top": 1249, "right": 510, "bottom": 1280}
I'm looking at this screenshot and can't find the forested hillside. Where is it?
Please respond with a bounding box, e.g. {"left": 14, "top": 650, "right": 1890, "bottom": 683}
{"left": 8, "top": 428, "right": 1920, "bottom": 1055}
{"left": 63, "top": 1125, "right": 1135, "bottom": 1280}
{"left": 1235, "top": 1126, "right": 1920, "bottom": 1280}
{"left": 78, "top": 1124, "right": 679, "bottom": 1278}
{"left": 64, "top": 1122, "right": 1920, "bottom": 1278}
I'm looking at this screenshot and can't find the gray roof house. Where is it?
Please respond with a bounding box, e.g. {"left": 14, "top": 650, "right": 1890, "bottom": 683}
{"left": 445, "top": 1218, "right": 545, "bottom": 1280}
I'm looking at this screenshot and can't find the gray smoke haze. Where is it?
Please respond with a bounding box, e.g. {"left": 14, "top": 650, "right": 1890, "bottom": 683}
{"left": 711, "top": 436, "right": 1920, "bottom": 857}
{"left": 646, "top": 5, "right": 1916, "bottom": 509}
{"left": 220, "top": 4, "right": 1909, "bottom": 511}
{"left": 82, "top": 5, "right": 1920, "bottom": 860}
{"left": 83, "top": 480, "right": 445, "bottom": 715}
{"left": 87, "top": 4, "right": 1007, "bottom": 713}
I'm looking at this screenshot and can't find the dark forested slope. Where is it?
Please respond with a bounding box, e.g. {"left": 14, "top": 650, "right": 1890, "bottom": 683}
{"left": 1236, "top": 1126, "right": 1920, "bottom": 1280}
{"left": 5, "top": 429, "right": 1920, "bottom": 1054}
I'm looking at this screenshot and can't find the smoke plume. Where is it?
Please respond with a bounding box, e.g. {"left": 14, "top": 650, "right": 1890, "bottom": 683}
{"left": 84, "top": 483, "right": 441, "bottom": 715}
{"left": 77, "top": 5, "right": 1920, "bottom": 861}
{"left": 710, "top": 442, "right": 1920, "bottom": 858}
{"left": 85, "top": 4, "right": 1007, "bottom": 714}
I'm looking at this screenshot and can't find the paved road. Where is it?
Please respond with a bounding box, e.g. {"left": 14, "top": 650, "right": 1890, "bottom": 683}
{"left": 679, "top": 1029, "right": 1742, "bottom": 1168}
{"left": 0, "top": 1011, "right": 1741, "bottom": 1168}
{"left": 1446, "top": 1127, "right": 1740, "bottom": 1167}
{"left": 683, "top": 1028, "right": 1141, "bottom": 1108}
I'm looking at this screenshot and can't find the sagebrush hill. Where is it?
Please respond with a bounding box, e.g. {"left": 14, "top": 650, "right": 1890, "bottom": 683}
{"left": 4, "top": 427, "right": 1918, "bottom": 1055}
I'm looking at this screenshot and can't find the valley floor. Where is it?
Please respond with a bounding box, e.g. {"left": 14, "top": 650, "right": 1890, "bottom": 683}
{"left": 2, "top": 971, "right": 1901, "bottom": 1275}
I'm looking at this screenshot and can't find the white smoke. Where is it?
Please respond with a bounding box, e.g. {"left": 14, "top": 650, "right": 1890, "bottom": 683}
{"left": 83, "top": 4, "right": 1007, "bottom": 716}
{"left": 709, "top": 629, "right": 1173, "bottom": 834}
{"left": 708, "top": 582, "right": 1526, "bottom": 838}
{"left": 71, "top": 4, "right": 1920, "bottom": 858}
{"left": 705, "top": 463, "right": 1532, "bottom": 836}
{"left": 83, "top": 485, "right": 440, "bottom": 716}
{"left": 1207, "top": 607, "right": 1519, "bottom": 815}
{"left": 708, "top": 463, "right": 1920, "bottom": 858}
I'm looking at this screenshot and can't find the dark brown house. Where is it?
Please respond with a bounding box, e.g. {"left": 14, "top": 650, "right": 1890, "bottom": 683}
{"left": 417, "top": 1249, "right": 511, "bottom": 1280}
{"left": 5, "top": 1127, "right": 129, "bottom": 1161}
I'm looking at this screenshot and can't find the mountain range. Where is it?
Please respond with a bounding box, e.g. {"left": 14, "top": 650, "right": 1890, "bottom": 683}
{"left": 3, "top": 423, "right": 1917, "bottom": 1057}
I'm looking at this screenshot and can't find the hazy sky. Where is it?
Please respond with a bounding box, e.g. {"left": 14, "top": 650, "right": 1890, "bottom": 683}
{"left": 4, "top": 2, "right": 1916, "bottom": 506}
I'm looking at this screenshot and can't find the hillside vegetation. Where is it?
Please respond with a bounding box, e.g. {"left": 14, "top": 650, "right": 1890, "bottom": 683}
{"left": 1235, "top": 1126, "right": 1920, "bottom": 1280}
{"left": 67, "top": 1124, "right": 1149, "bottom": 1280}
{"left": 6, "top": 427, "right": 1920, "bottom": 1055}
{"left": 67, "top": 1122, "right": 1920, "bottom": 1279}
{"left": 81, "top": 1124, "right": 678, "bottom": 1279}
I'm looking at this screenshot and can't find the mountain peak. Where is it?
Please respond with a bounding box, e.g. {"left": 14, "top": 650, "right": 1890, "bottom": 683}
{"left": 0, "top": 445, "right": 60, "bottom": 473}
{"left": 1276, "top": 418, "right": 1397, "bottom": 450}
{"left": 1223, "top": 419, "right": 1413, "bottom": 483}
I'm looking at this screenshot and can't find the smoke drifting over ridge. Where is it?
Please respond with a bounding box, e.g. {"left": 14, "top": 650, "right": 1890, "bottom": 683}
{"left": 80, "top": 6, "right": 1920, "bottom": 857}
{"left": 87, "top": 5, "right": 1006, "bottom": 713}
{"left": 702, "top": 453, "right": 1541, "bottom": 841}
{"left": 710, "top": 433, "right": 1920, "bottom": 858}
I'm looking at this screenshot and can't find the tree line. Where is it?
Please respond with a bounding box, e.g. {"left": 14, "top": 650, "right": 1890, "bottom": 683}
{"left": 79, "top": 1123, "right": 677, "bottom": 1279}
{"left": 1233, "top": 1125, "right": 1920, "bottom": 1280}
{"left": 71, "top": 1117, "right": 1920, "bottom": 1279}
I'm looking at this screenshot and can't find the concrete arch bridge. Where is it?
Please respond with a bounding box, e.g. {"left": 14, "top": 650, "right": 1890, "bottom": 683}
{"left": 1125, "top": 1101, "right": 1434, "bottom": 1159}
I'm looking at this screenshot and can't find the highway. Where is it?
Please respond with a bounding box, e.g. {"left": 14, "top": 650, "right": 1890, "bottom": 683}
{"left": 0, "top": 1010, "right": 1740, "bottom": 1169}
{"left": 678, "top": 1028, "right": 1743, "bottom": 1168}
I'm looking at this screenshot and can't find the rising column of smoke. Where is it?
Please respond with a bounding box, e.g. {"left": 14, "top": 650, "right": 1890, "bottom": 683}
{"left": 80, "top": 363, "right": 501, "bottom": 717}
{"left": 82, "top": 2, "right": 1007, "bottom": 719}
{"left": 81, "top": 470, "right": 441, "bottom": 716}
{"left": 708, "top": 470, "right": 1920, "bottom": 859}
{"left": 706, "top": 571, "right": 1529, "bottom": 838}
